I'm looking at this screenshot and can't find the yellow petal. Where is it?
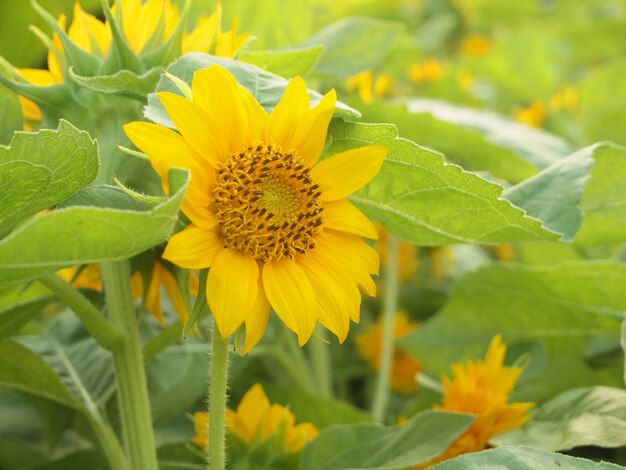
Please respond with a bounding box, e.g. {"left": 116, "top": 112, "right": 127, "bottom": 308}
{"left": 163, "top": 225, "right": 223, "bottom": 269}
{"left": 157, "top": 91, "right": 224, "bottom": 165}
{"left": 159, "top": 263, "right": 189, "bottom": 323}
{"left": 242, "top": 276, "right": 270, "bottom": 353}
{"left": 263, "top": 259, "right": 317, "bottom": 345}
{"left": 207, "top": 248, "right": 259, "bottom": 337}
{"left": 235, "top": 384, "right": 270, "bottom": 437}
{"left": 326, "top": 230, "right": 379, "bottom": 275}
{"left": 191, "top": 66, "right": 250, "bottom": 156}
{"left": 323, "top": 199, "right": 378, "bottom": 239}
{"left": 144, "top": 267, "right": 164, "bottom": 325}
{"left": 312, "top": 146, "right": 387, "bottom": 201}
{"left": 134, "top": 0, "right": 164, "bottom": 52}
{"left": 183, "top": 13, "right": 219, "bottom": 53}
{"left": 238, "top": 84, "right": 268, "bottom": 143}
{"left": 292, "top": 89, "right": 336, "bottom": 167}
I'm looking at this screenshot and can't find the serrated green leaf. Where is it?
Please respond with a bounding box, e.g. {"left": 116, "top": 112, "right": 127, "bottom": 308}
{"left": 69, "top": 67, "right": 163, "bottom": 100}
{"left": 0, "top": 340, "right": 80, "bottom": 410}
{"left": 0, "top": 296, "right": 54, "bottom": 340}
{"left": 503, "top": 145, "right": 594, "bottom": 241}
{"left": 239, "top": 45, "right": 324, "bottom": 77}
{"left": 573, "top": 143, "right": 626, "bottom": 246}
{"left": 0, "top": 83, "right": 22, "bottom": 145}
{"left": 432, "top": 446, "right": 624, "bottom": 470}
{"left": 0, "top": 168, "right": 189, "bottom": 285}
{"left": 301, "top": 17, "right": 403, "bottom": 78}
{"left": 0, "top": 120, "right": 99, "bottom": 238}
{"left": 399, "top": 261, "right": 624, "bottom": 374}
{"left": 300, "top": 410, "right": 473, "bottom": 470}
{"left": 492, "top": 386, "right": 626, "bottom": 451}
{"left": 327, "top": 120, "right": 558, "bottom": 245}
{"left": 144, "top": 53, "right": 359, "bottom": 128}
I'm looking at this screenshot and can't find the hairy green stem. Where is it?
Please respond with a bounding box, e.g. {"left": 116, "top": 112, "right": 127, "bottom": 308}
{"left": 371, "top": 234, "right": 399, "bottom": 422}
{"left": 39, "top": 273, "right": 125, "bottom": 351}
{"left": 87, "top": 414, "right": 131, "bottom": 470}
{"left": 102, "top": 261, "right": 158, "bottom": 470}
{"left": 310, "top": 328, "right": 333, "bottom": 398}
{"left": 208, "top": 326, "right": 230, "bottom": 470}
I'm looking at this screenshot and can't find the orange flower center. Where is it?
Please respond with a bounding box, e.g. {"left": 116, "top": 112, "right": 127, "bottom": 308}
{"left": 214, "top": 144, "right": 324, "bottom": 262}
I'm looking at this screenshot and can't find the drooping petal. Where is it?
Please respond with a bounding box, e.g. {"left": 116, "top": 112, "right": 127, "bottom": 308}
{"left": 163, "top": 225, "right": 223, "bottom": 269}
{"left": 242, "top": 275, "right": 270, "bottom": 353}
{"left": 207, "top": 248, "right": 259, "bottom": 338}
{"left": 312, "top": 146, "right": 387, "bottom": 201}
{"left": 263, "top": 259, "right": 317, "bottom": 345}
{"left": 144, "top": 266, "right": 164, "bottom": 325}
{"left": 158, "top": 263, "right": 190, "bottom": 323}
{"left": 322, "top": 199, "right": 378, "bottom": 239}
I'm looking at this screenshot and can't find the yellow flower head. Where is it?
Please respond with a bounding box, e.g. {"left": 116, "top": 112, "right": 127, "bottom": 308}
{"left": 124, "top": 66, "right": 387, "bottom": 351}
{"left": 130, "top": 262, "right": 199, "bottom": 325}
{"left": 512, "top": 101, "right": 546, "bottom": 128}
{"left": 459, "top": 34, "right": 492, "bottom": 57}
{"left": 374, "top": 224, "right": 418, "bottom": 281}
{"left": 549, "top": 85, "right": 579, "bottom": 113}
{"left": 408, "top": 57, "right": 444, "bottom": 85}
{"left": 192, "top": 384, "right": 318, "bottom": 453}
{"left": 355, "top": 312, "right": 423, "bottom": 393}
{"left": 345, "top": 70, "right": 393, "bottom": 104}
{"left": 421, "top": 335, "right": 533, "bottom": 466}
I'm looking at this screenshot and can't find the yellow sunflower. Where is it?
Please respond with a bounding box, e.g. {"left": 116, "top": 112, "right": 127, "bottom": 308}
{"left": 192, "top": 383, "right": 318, "bottom": 453}
{"left": 345, "top": 70, "right": 392, "bottom": 103}
{"left": 124, "top": 66, "right": 386, "bottom": 351}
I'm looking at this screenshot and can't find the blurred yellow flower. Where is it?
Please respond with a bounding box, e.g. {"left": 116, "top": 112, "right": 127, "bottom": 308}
{"left": 130, "top": 262, "right": 199, "bottom": 326}
{"left": 456, "top": 70, "right": 473, "bottom": 90}
{"left": 416, "top": 335, "right": 533, "bottom": 468}
{"left": 459, "top": 34, "right": 492, "bottom": 57}
{"left": 355, "top": 312, "right": 423, "bottom": 393}
{"left": 512, "top": 101, "right": 545, "bottom": 128}
{"left": 192, "top": 384, "right": 318, "bottom": 453}
{"left": 57, "top": 264, "right": 103, "bottom": 291}
{"left": 345, "top": 70, "right": 393, "bottom": 103}
{"left": 427, "top": 246, "right": 454, "bottom": 279}
{"left": 125, "top": 66, "right": 385, "bottom": 350}
{"left": 549, "top": 85, "right": 579, "bottom": 113}
{"left": 375, "top": 224, "right": 418, "bottom": 281}
{"left": 408, "top": 57, "right": 444, "bottom": 85}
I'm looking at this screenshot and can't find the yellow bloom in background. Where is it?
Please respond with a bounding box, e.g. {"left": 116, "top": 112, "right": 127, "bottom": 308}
{"left": 57, "top": 264, "right": 103, "bottom": 291}
{"left": 459, "top": 34, "right": 492, "bottom": 57}
{"left": 375, "top": 224, "right": 418, "bottom": 281}
{"left": 512, "top": 100, "right": 546, "bottom": 128}
{"left": 192, "top": 384, "right": 318, "bottom": 453}
{"left": 427, "top": 246, "right": 454, "bottom": 279}
{"left": 408, "top": 57, "right": 444, "bottom": 85}
{"left": 417, "top": 335, "right": 533, "bottom": 468}
{"left": 355, "top": 312, "right": 423, "bottom": 393}
{"left": 456, "top": 70, "right": 473, "bottom": 90}
{"left": 549, "top": 85, "right": 579, "bottom": 113}
{"left": 345, "top": 70, "right": 393, "bottom": 103}
{"left": 130, "top": 262, "right": 199, "bottom": 325}
{"left": 124, "top": 66, "right": 386, "bottom": 351}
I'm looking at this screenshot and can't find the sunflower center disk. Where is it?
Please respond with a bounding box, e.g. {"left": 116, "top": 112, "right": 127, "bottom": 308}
{"left": 214, "top": 144, "right": 324, "bottom": 262}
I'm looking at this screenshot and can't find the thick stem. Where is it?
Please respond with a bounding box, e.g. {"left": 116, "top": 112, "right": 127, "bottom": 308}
{"left": 87, "top": 414, "right": 131, "bottom": 470}
{"left": 371, "top": 234, "right": 399, "bottom": 422}
{"left": 39, "top": 273, "right": 125, "bottom": 351}
{"left": 208, "top": 326, "right": 230, "bottom": 470}
{"left": 310, "top": 329, "right": 333, "bottom": 398}
{"left": 102, "top": 261, "right": 158, "bottom": 470}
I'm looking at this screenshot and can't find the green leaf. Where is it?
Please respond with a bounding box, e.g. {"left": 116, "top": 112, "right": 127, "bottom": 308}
{"left": 0, "top": 340, "right": 80, "bottom": 410}
{"left": 144, "top": 53, "right": 359, "bottom": 128}
{"left": 492, "top": 386, "right": 626, "bottom": 451}
{"left": 301, "top": 17, "right": 404, "bottom": 78}
{"left": 573, "top": 143, "right": 626, "bottom": 246}
{"left": 432, "top": 446, "right": 624, "bottom": 470}
{"left": 0, "top": 168, "right": 189, "bottom": 285}
{"left": 622, "top": 319, "right": 626, "bottom": 387}
{"left": 0, "top": 120, "right": 99, "bottom": 238}
{"left": 0, "top": 83, "right": 22, "bottom": 145}
{"left": 0, "top": 296, "right": 54, "bottom": 341}
{"left": 404, "top": 99, "right": 572, "bottom": 171}
{"left": 399, "top": 261, "right": 624, "bottom": 376}
{"left": 300, "top": 410, "right": 473, "bottom": 470}
{"left": 238, "top": 45, "right": 324, "bottom": 77}
{"left": 69, "top": 67, "right": 163, "bottom": 100}
{"left": 327, "top": 120, "right": 558, "bottom": 245}
{"left": 263, "top": 384, "right": 373, "bottom": 430}
{"left": 503, "top": 145, "right": 594, "bottom": 241}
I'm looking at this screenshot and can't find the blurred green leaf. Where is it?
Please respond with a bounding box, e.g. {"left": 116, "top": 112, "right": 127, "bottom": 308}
{"left": 0, "top": 168, "right": 189, "bottom": 285}
{"left": 144, "top": 53, "right": 359, "bottom": 128}
{"left": 0, "top": 296, "right": 54, "bottom": 341}
{"left": 0, "top": 84, "right": 23, "bottom": 145}
{"left": 69, "top": 67, "right": 163, "bottom": 100}
{"left": 239, "top": 45, "right": 324, "bottom": 77}
{"left": 492, "top": 386, "right": 626, "bottom": 451}
{"left": 327, "top": 120, "right": 558, "bottom": 245}
{"left": 0, "top": 120, "right": 99, "bottom": 238}
{"left": 432, "top": 446, "right": 624, "bottom": 470}
{"left": 300, "top": 410, "right": 473, "bottom": 470}
{"left": 302, "top": 17, "right": 403, "bottom": 78}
